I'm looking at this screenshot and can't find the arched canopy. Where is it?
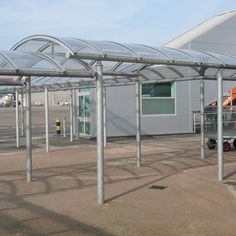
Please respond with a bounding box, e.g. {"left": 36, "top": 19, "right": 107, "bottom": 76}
{"left": 12, "top": 35, "right": 236, "bottom": 67}
{"left": 1, "top": 34, "right": 236, "bottom": 90}
{"left": 0, "top": 34, "right": 231, "bottom": 201}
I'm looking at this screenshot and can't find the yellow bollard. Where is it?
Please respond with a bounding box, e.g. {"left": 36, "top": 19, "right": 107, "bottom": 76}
{"left": 56, "top": 118, "right": 61, "bottom": 135}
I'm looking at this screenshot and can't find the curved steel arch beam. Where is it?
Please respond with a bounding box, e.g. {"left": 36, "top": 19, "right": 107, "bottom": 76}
{"left": 0, "top": 51, "right": 18, "bottom": 70}
{"left": 30, "top": 51, "right": 66, "bottom": 73}
{"left": 72, "top": 37, "right": 105, "bottom": 55}
{"left": 137, "top": 44, "right": 173, "bottom": 62}
{"left": 12, "top": 36, "right": 96, "bottom": 77}
{"left": 11, "top": 35, "right": 75, "bottom": 56}
{"left": 36, "top": 41, "right": 96, "bottom": 74}
{"left": 107, "top": 41, "right": 140, "bottom": 59}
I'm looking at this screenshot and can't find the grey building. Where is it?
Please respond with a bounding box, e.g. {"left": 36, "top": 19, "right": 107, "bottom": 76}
{"left": 31, "top": 10, "right": 236, "bottom": 137}
{"left": 165, "top": 10, "right": 236, "bottom": 116}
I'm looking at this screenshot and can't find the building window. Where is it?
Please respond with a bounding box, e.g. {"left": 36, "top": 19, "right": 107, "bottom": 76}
{"left": 142, "top": 82, "right": 175, "bottom": 115}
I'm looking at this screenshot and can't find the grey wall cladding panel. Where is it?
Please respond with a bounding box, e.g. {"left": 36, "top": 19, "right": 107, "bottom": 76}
{"left": 91, "top": 80, "right": 193, "bottom": 137}
{"left": 107, "top": 85, "right": 135, "bottom": 98}
{"left": 107, "top": 116, "right": 136, "bottom": 136}
{"left": 180, "top": 17, "right": 236, "bottom": 54}
{"left": 184, "top": 42, "right": 236, "bottom": 55}
{"left": 104, "top": 86, "right": 137, "bottom": 137}
{"left": 107, "top": 98, "right": 136, "bottom": 117}
{"left": 193, "top": 27, "right": 236, "bottom": 45}
{"left": 141, "top": 115, "right": 190, "bottom": 135}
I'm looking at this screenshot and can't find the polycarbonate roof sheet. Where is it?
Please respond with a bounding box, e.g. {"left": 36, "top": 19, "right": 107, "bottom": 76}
{"left": 123, "top": 44, "right": 170, "bottom": 61}
{"left": 87, "top": 40, "right": 137, "bottom": 58}
{"left": 156, "top": 47, "right": 200, "bottom": 64}
{"left": 32, "top": 77, "right": 50, "bottom": 85}
{"left": 206, "top": 52, "right": 236, "bottom": 66}
{"left": 167, "top": 66, "right": 200, "bottom": 77}
{"left": 58, "top": 38, "right": 102, "bottom": 56}
{"left": 180, "top": 49, "right": 223, "bottom": 65}
{"left": 113, "top": 63, "right": 144, "bottom": 73}
{"left": 138, "top": 68, "right": 163, "bottom": 80}
{"left": 62, "top": 58, "right": 92, "bottom": 72}
{"left": 41, "top": 44, "right": 68, "bottom": 54}
{"left": 0, "top": 53, "right": 15, "bottom": 70}
{"left": 5, "top": 34, "right": 236, "bottom": 89}
{"left": 14, "top": 39, "right": 48, "bottom": 52}
{"left": 45, "top": 54, "right": 67, "bottom": 65}
{"left": 0, "top": 50, "right": 61, "bottom": 72}
{"left": 12, "top": 35, "right": 232, "bottom": 68}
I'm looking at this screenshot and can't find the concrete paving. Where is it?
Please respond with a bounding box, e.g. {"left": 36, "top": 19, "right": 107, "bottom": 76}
{"left": 0, "top": 133, "right": 236, "bottom": 236}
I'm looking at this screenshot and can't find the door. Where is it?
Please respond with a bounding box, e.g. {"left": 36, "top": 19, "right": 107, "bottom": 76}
{"left": 78, "top": 92, "right": 90, "bottom": 136}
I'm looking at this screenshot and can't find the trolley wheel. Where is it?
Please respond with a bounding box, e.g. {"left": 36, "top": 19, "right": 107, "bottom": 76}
{"left": 223, "top": 141, "right": 230, "bottom": 152}
{"left": 207, "top": 139, "right": 216, "bottom": 149}
{"left": 233, "top": 139, "right": 236, "bottom": 149}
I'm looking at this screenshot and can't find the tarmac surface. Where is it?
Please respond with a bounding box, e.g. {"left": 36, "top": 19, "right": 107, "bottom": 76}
{"left": 0, "top": 107, "right": 236, "bottom": 235}
{"left": 0, "top": 107, "right": 70, "bottom": 137}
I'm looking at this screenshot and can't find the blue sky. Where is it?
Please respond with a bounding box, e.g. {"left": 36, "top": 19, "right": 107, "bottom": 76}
{"left": 1, "top": 0, "right": 236, "bottom": 49}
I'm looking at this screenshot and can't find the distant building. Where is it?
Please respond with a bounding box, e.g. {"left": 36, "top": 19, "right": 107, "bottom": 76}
{"left": 164, "top": 10, "right": 236, "bottom": 113}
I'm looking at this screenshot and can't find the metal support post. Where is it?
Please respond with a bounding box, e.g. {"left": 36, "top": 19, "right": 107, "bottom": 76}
{"left": 70, "top": 91, "right": 73, "bottom": 142}
{"left": 230, "top": 89, "right": 233, "bottom": 114}
{"left": 75, "top": 89, "right": 79, "bottom": 140}
{"left": 96, "top": 61, "right": 104, "bottom": 205}
{"left": 200, "top": 79, "right": 205, "bottom": 159}
{"left": 63, "top": 118, "right": 66, "bottom": 137}
{"left": 217, "top": 69, "right": 223, "bottom": 181}
{"left": 15, "top": 89, "right": 20, "bottom": 148}
{"left": 72, "top": 90, "right": 76, "bottom": 137}
{"left": 193, "top": 112, "right": 196, "bottom": 134}
{"left": 45, "top": 87, "right": 50, "bottom": 152}
{"left": 103, "top": 88, "right": 107, "bottom": 148}
{"left": 20, "top": 93, "right": 24, "bottom": 137}
{"left": 26, "top": 77, "right": 32, "bottom": 183}
{"left": 136, "top": 80, "right": 141, "bottom": 167}
{"left": 77, "top": 117, "right": 80, "bottom": 140}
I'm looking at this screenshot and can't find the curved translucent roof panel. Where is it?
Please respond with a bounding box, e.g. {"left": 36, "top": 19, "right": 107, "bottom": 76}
{"left": 205, "top": 52, "right": 236, "bottom": 66}
{"left": 180, "top": 49, "right": 223, "bottom": 66}
{"left": 0, "top": 53, "right": 15, "bottom": 70}
{"left": 13, "top": 39, "right": 49, "bottom": 52}
{"left": 113, "top": 63, "right": 144, "bottom": 73}
{"left": 87, "top": 40, "right": 137, "bottom": 58}
{"left": 154, "top": 47, "right": 200, "bottom": 64}
{"left": 204, "top": 68, "right": 236, "bottom": 79}
{"left": 1, "top": 50, "right": 61, "bottom": 71}
{"left": 13, "top": 35, "right": 236, "bottom": 68}
{"left": 43, "top": 54, "right": 67, "bottom": 65}
{"left": 166, "top": 66, "right": 200, "bottom": 77}
{"left": 123, "top": 44, "right": 171, "bottom": 61}
{"left": 139, "top": 68, "right": 164, "bottom": 81}
{"left": 59, "top": 38, "right": 104, "bottom": 56}
{"left": 12, "top": 36, "right": 73, "bottom": 55}
{"left": 31, "top": 77, "right": 51, "bottom": 85}
{"left": 40, "top": 43, "right": 68, "bottom": 55}
{"left": 5, "top": 34, "right": 236, "bottom": 89}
